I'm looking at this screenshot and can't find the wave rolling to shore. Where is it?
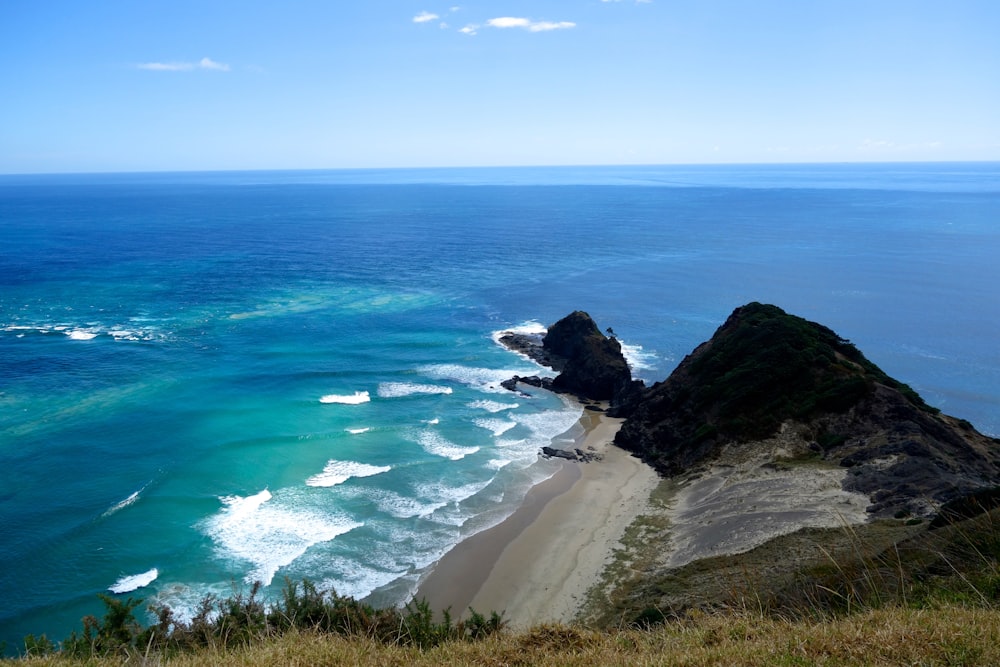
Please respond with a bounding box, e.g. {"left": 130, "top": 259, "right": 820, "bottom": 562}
{"left": 415, "top": 407, "right": 661, "bottom": 627}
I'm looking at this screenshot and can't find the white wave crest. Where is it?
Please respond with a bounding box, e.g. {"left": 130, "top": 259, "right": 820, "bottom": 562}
{"left": 486, "top": 458, "right": 513, "bottom": 470}
{"left": 420, "top": 364, "right": 536, "bottom": 394}
{"left": 306, "top": 460, "right": 391, "bottom": 488}
{"left": 201, "top": 489, "right": 362, "bottom": 585}
{"left": 317, "top": 561, "right": 410, "bottom": 603}
{"left": 491, "top": 320, "right": 546, "bottom": 345}
{"left": 415, "top": 479, "right": 494, "bottom": 511}
{"left": 346, "top": 427, "right": 370, "bottom": 435}
{"left": 109, "top": 568, "right": 159, "bottom": 594}
{"left": 377, "top": 382, "right": 453, "bottom": 398}
{"left": 620, "top": 341, "right": 659, "bottom": 372}
{"left": 365, "top": 489, "right": 450, "bottom": 519}
{"left": 417, "top": 478, "right": 497, "bottom": 527}
{"left": 468, "top": 399, "right": 519, "bottom": 413}
{"left": 2, "top": 320, "right": 165, "bottom": 342}
{"left": 102, "top": 487, "right": 144, "bottom": 518}
{"left": 319, "top": 391, "right": 370, "bottom": 404}
{"left": 474, "top": 417, "right": 517, "bottom": 437}
{"left": 415, "top": 430, "right": 480, "bottom": 461}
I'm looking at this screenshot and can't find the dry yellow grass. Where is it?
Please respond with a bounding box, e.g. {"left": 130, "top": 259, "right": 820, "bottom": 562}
{"left": 13, "top": 605, "right": 1000, "bottom": 667}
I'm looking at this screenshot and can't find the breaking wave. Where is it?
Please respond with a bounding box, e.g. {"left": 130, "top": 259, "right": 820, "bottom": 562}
{"left": 109, "top": 568, "right": 159, "bottom": 594}
{"left": 306, "top": 460, "right": 392, "bottom": 488}
{"left": 319, "top": 391, "right": 370, "bottom": 404}
{"left": 377, "top": 382, "right": 453, "bottom": 398}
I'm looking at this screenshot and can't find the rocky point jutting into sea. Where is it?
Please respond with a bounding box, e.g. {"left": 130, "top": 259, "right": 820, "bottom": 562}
{"left": 506, "top": 304, "right": 1000, "bottom": 519}
{"left": 494, "top": 304, "right": 1000, "bottom": 622}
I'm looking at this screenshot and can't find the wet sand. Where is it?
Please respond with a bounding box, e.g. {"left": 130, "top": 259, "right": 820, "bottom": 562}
{"left": 415, "top": 409, "right": 660, "bottom": 627}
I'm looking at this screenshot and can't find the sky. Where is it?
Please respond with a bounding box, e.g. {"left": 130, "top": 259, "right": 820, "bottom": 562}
{"left": 1, "top": 1, "right": 999, "bottom": 174}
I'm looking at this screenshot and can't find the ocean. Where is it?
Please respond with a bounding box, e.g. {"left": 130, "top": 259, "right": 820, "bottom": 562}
{"left": 1, "top": 163, "right": 999, "bottom": 650}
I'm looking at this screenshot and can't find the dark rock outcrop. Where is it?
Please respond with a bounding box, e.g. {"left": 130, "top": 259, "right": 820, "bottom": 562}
{"left": 544, "top": 311, "right": 633, "bottom": 401}
{"left": 499, "top": 311, "right": 639, "bottom": 404}
{"left": 614, "top": 302, "right": 1000, "bottom": 517}
{"left": 540, "top": 446, "right": 603, "bottom": 463}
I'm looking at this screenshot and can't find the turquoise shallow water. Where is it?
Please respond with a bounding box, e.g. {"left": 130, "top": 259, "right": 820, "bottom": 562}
{"left": 1, "top": 163, "right": 999, "bottom": 650}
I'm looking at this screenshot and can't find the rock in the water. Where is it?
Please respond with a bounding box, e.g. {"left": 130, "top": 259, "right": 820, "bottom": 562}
{"left": 544, "top": 311, "right": 635, "bottom": 402}
{"left": 498, "top": 311, "right": 639, "bottom": 405}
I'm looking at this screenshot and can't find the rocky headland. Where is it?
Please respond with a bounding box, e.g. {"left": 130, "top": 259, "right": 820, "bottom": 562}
{"left": 502, "top": 304, "right": 1000, "bottom": 522}
{"left": 613, "top": 302, "right": 1000, "bottom": 519}
{"left": 493, "top": 305, "right": 1000, "bottom": 626}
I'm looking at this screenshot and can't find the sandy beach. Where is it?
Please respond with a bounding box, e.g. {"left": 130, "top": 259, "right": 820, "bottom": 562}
{"left": 415, "top": 407, "right": 661, "bottom": 627}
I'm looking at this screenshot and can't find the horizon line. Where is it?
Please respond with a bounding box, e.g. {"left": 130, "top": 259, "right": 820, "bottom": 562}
{"left": 2, "top": 159, "right": 999, "bottom": 178}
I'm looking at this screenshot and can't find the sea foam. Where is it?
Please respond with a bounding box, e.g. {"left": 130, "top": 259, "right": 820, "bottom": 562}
{"left": 620, "top": 341, "right": 660, "bottom": 374}
{"left": 319, "top": 391, "right": 370, "bottom": 404}
{"left": 473, "top": 417, "right": 517, "bottom": 437}
{"left": 468, "top": 399, "right": 519, "bottom": 413}
{"left": 420, "top": 364, "right": 534, "bottom": 394}
{"left": 201, "top": 489, "right": 362, "bottom": 585}
{"left": 102, "top": 486, "right": 144, "bottom": 518}
{"left": 364, "top": 488, "right": 451, "bottom": 519}
{"left": 491, "top": 321, "right": 546, "bottom": 346}
{"left": 377, "top": 382, "right": 453, "bottom": 398}
{"left": 109, "top": 568, "right": 158, "bottom": 594}
{"left": 415, "top": 430, "right": 480, "bottom": 461}
{"left": 306, "top": 460, "right": 391, "bottom": 488}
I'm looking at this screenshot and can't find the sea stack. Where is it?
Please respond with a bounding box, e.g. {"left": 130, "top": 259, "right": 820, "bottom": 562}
{"left": 500, "top": 311, "right": 640, "bottom": 405}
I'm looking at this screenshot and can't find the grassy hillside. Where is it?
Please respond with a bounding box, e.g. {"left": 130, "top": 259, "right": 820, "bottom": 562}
{"left": 11, "top": 606, "right": 1000, "bottom": 666}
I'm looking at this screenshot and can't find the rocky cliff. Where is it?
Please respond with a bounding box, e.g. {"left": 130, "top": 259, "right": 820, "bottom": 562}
{"left": 614, "top": 302, "right": 1000, "bottom": 517}
{"left": 500, "top": 311, "right": 638, "bottom": 403}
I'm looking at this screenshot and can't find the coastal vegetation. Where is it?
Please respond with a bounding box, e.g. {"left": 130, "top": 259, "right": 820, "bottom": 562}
{"left": 12, "top": 580, "right": 504, "bottom": 661}
{"left": 9, "top": 594, "right": 1000, "bottom": 665}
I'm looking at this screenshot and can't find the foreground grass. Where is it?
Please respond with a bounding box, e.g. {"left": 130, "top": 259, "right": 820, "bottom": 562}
{"left": 12, "top": 605, "right": 1000, "bottom": 666}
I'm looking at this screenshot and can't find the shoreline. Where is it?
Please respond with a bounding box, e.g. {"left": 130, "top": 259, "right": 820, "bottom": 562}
{"left": 414, "top": 406, "right": 660, "bottom": 627}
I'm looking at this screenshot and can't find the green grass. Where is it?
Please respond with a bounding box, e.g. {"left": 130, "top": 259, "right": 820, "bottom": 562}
{"left": 11, "top": 607, "right": 1000, "bottom": 666}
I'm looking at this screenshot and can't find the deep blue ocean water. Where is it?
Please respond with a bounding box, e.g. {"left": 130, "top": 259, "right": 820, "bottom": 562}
{"left": 2, "top": 163, "right": 999, "bottom": 651}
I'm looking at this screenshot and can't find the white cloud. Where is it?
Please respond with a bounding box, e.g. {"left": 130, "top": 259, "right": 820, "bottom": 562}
{"left": 198, "top": 57, "right": 230, "bottom": 72}
{"left": 488, "top": 17, "right": 531, "bottom": 29}
{"left": 486, "top": 17, "right": 575, "bottom": 32}
{"left": 137, "top": 57, "right": 230, "bottom": 72}
{"left": 413, "top": 11, "right": 439, "bottom": 23}
{"left": 137, "top": 61, "right": 194, "bottom": 71}
{"left": 528, "top": 21, "right": 576, "bottom": 32}
{"left": 459, "top": 24, "right": 479, "bottom": 35}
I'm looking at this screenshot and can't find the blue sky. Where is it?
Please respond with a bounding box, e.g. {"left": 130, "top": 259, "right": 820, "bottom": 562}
{"left": 2, "top": 1, "right": 998, "bottom": 173}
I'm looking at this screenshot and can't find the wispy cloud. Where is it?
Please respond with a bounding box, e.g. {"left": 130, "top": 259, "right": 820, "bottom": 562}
{"left": 459, "top": 24, "right": 479, "bottom": 35}
{"left": 486, "top": 17, "right": 576, "bottom": 32}
{"left": 198, "top": 57, "right": 229, "bottom": 71}
{"left": 413, "top": 11, "right": 439, "bottom": 23}
{"left": 137, "top": 57, "right": 230, "bottom": 72}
